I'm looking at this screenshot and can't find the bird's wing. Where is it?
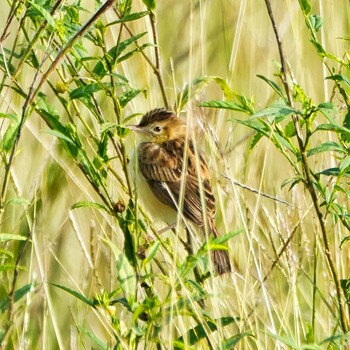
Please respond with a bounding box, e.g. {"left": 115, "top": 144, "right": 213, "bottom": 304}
{"left": 138, "top": 142, "right": 182, "bottom": 183}
{"left": 167, "top": 175, "right": 216, "bottom": 228}
{"left": 138, "top": 140, "right": 216, "bottom": 227}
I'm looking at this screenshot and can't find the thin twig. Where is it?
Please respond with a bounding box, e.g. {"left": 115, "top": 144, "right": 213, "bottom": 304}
{"left": 117, "top": 9, "right": 169, "bottom": 108}
{"left": 0, "top": 0, "right": 116, "bottom": 210}
{"left": 102, "top": 21, "right": 134, "bottom": 198}
{"left": 149, "top": 11, "right": 169, "bottom": 108}
{"left": 27, "top": 0, "right": 117, "bottom": 107}
{"left": 112, "top": 8, "right": 170, "bottom": 108}
{"left": 0, "top": 0, "right": 24, "bottom": 43}
{"left": 0, "top": 0, "right": 117, "bottom": 211}
{"left": 11, "top": 0, "right": 65, "bottom": 81}
{"left": 228, "top": 177, "right": 298, "bottom": 208}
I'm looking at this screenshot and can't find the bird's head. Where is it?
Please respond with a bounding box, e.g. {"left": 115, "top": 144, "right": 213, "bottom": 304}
{"left": 129, "top": 108, "right": 187, "bottom": 143}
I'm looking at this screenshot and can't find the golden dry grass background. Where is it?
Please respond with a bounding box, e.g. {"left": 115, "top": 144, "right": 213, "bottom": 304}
{"left": 1, "top": 0, "right": 350, "bottom": 348}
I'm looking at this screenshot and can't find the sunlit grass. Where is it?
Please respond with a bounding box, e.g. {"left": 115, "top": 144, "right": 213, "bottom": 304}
{"left": 1, "top": 0, "right": 350, "bottom": 349}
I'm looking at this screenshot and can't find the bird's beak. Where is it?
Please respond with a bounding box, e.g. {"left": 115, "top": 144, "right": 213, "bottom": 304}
{"left": 127, "top": 125, "right": 149, "bottom": 134}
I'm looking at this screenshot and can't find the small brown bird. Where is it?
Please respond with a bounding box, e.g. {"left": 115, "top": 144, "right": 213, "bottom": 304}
{"left": 131, "top": 108, "right": 231, "bottom": 275}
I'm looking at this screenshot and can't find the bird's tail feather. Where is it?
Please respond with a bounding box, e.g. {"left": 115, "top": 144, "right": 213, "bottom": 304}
{"left": 212, "top": 249, "right": 231, "bottom": 275}
{"left": 211, "top": 226, "right": 231, "bottom": 275}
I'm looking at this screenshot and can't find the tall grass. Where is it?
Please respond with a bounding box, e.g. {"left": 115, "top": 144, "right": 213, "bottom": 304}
{"left": 0, "top": 0, "right": 349, "bottom": 349}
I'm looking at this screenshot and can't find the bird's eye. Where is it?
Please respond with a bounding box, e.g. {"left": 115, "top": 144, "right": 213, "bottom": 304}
{"left": 152, "top": 125, "right": 162, "bottom": 133}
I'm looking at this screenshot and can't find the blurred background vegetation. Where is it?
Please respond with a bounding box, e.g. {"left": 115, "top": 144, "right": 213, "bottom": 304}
{"left": 1, "top": 0, "right": 350, "bottom": 349}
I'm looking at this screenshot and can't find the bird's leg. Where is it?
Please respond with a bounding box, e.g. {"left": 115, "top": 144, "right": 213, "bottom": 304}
{"left": 158, "top": 222, "right": 177, "bottom": 234}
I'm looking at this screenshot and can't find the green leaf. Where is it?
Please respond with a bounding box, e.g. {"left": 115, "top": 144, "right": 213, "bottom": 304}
{"left": 100, "top": 238, "right": 137, "bottom": 307}
{"left": 93, "top": 32, "right": 147, "bottom": 76}
{"left": 210, "top": 230, "right": 242, "bottom": 245}
{"left": 316, "top": 123, "right": 350, "bottom": 138}
{"left": 177, "top": 76, "right": 212, "bottom": 110}
{"left": 0, "top": 113, "right": 18, "bottom": 121}
{"left": 116, "top": 253, "right": 137, "bottom": 307}
{"left": 309, "top": 14, "right": 323, "bottom": 31}
{"left": 77, "top": 326, "right": 109, "bottom": 350}
{"left": 281, "top": 177, "right": 303, "bottom": 190}
{"left": 214, "top": 77, "right": 233, "bottom": 99}
{"left": 284, "top": 120, "right": 296, "bottom": 137}
{"left": 97, "top": 133, "right": 109, "bottom": 162}
{"left": 177, "top": 76, "right": 232, "bottom": 111}
{"left": 119, "top": 88, "right": 145, "bottom": 107}
{"left": 307, "top": 142, "right": 347, "bottom": 157}
{"left": 118, "top": 0, "right": 132, "bottom": 16}
{"left": 37, "top": 94, "right": 81, "bottom": 159}
{"left": 234, "top": 93, "right": 255, "bottom": 114}
{"left": 185, "top": 279, "right": 206, "bottom": 298}
{"left": 5, "top": 197, "right": 31, "bottom": 208}
{"left": 298, "top": 0, "right": 311, "bottom": 15}
{"left": 142, "top": 241, "right": 160, "bottom": 267}
{"left": 343, "top": 109, "right": 350, "bottom": 128}
{"left": 319, "top": 332, "right": 350, "bottom": 346}
{"left": 340, "top": 155, "right": 350, "bottom": 172}
{"left": 200, "top": 100, "right": 248, "bottom": 113}
{"left": 341, "top": 279, "right": 350, "bottom": 303}
{"left": 250, "top": 131, "right": 264, "bottom": 149}
{"left": 176, "top": 317, "right": 238, "bottom": 347}
{"left": 106, "top": 11, "right": 149, "bottom": 27}
{"left": 1, "top": 113, "right": 21, "bottom": 152}
{"left": 143, "top": 0, "right": 156, "bottom": 10}
{"left": 0, "top": 234, "right": 28, "bottom": 242}
{"left": 220, "top": 333, "right": 254, "bottom": 349}
{"left": 0, "top": 284, "right": 34, "bottom": 313}
{"left": 340, "top": 236, "right": 350, "bottom": 248}
{"left": 0, "top": 249, "right": 13, "bottom": 258}
{"left": 71, "top": 201, "right": 110, "bottom": 212}
{"left": 274, "top": 133, "right": 297, "bottom": 154}
{"left": 0, "top": 52, "right": 15, "bottom": 75}
{"left": 0, "top": 264, "right": 14, "bottom": 272}
{"left": 69, "top": 83, "right": 110, "bottom": 99}
{"left": 0, "top": 264, "right": 27, "bottom": 272}
{"left": 318, "top": 102, "right": 334, "bottom": 110}
{"left": 252, "top": 104, "right": 298, "bottom": 123}
{"left": 257, "top": 75, "right": 288, "bottom": 103}
{"left": 235, "top": 117, "right": 270, "bottom": 135}
{"left": 121, "top": 204, "right": 137, "bottom": 266}
{"left": 179, "top": 255, "right": 201, "bottom": 278}
{"left": 268, "top": 331, "right": 302, "bottom": 349}
{"left": 100, "top": 122, "right": 118, "bottom": 134}
{"left": 28, "top": 0, "right": 55, "bottom": 27}
{"left": 43, "top": 129, "right": 76, "bottom": 145}
{"left": 342, "top": 109, "right": 350, "bottom": 142}
{"left": 317, "top": 102, "right": 337, "bottom": 121}
{"left": 310, "top": 39, "right": 326, "bottom": 56}
{"left": 177, "top": 321, "right": 217, "bottom": 346}
{"left": 325, "top": 74, "right": 350, "bottom": 86}
{"left": 50, "top": 283, "right": 95, "bottom": 307}
{"left": 116, "top": 125, "right": 129, "bottom": 138}
{"left": 117, "top": 44, "right": 154, "bottom": 65}
{"left": 318, "top": 167, "right": 350, "bottom": 177}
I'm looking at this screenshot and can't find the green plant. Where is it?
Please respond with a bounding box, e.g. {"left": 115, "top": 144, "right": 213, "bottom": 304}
{"left": 0, "top": 0, "right": 241, "bottom": 348}
{"left": 202, "top": 0, "right": 350, "bottom": 345}
{"left": 1, "top": 0, "right": 350, "bottom": 348}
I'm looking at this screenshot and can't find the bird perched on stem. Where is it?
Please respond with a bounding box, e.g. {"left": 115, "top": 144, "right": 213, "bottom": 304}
{"left": 129, "top": 108, "right": 231, "bottom": 275}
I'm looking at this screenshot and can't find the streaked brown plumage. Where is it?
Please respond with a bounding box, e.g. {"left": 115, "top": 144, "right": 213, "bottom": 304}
{"left": 132, "top": 108, "right": 231, "bottom": 275}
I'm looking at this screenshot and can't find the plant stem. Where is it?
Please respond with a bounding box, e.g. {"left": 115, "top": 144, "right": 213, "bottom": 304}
{"left": 0, "top": 0, "right": 118, "bottom": 212}
{"left": 27, "top": 0, "right": 117, "bottom": 107}
{"left": 113, "top": 9, "right": 170, "bottom": 109}
{"left": 11, "top": 0, "right": 65, "bottom": 81}
{"left": 149, "top": 11, "right": 169, "bottom": 108}
{"left": 264, "top": 0, "right": 349, "bottom": 333}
